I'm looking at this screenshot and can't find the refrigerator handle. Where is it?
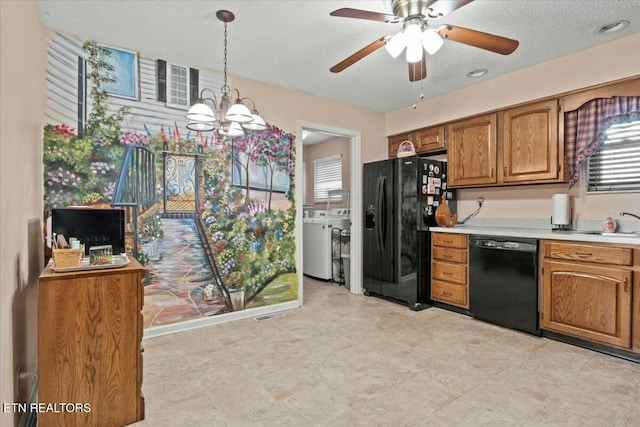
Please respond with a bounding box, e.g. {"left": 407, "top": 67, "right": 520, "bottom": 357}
{"left": 380, "top": 176, "right": 387, "bottom": 251}
{"left": 374, "top": 176, "right": 382, "bottom": 252}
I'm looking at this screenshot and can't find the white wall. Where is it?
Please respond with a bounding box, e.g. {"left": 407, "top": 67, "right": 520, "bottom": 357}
{"left": 385, "top": 33, "right": 640, "bottom": 222}
{"left": 1, "top": 1, "right": 46, "bottom": 426}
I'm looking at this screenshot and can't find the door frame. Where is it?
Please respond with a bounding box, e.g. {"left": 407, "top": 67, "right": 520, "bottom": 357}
{"left": 297, "top": 121, "right": 363, "bottom": 303}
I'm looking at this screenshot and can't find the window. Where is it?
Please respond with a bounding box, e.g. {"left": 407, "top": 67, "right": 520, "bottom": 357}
{"left": 167, "top": 64, "right": 189, "bottom": 107}
{"left": 314, "top": 154, "right": 342, "bottom": 202}
{"left": 588, "top": 119, "right": 640, "bottom": 192}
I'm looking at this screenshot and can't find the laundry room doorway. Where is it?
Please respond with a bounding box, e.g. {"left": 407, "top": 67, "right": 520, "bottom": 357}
{"left": 297, "top": 121, "right": 362, "bottom": 303}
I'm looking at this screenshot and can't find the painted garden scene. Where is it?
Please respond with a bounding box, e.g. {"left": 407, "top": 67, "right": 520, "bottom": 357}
{"left": 43, "top": 35, "right": 298, "bottom": 329}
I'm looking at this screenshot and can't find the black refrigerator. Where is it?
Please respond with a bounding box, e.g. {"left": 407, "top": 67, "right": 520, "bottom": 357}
{"left": 363, "top": 156, "right": 454, "bottom": 310}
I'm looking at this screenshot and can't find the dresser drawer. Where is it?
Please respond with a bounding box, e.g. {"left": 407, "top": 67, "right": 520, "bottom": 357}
{"left": 433, "top": 233, "right": 468, "bottom": 249}
{"left": 433, "top": 247, "right": 467, "bottom": 264}
{"left": 432, "top": 279, "right": 467, "bottom": 307}
{"left": 544, "top": 241, "right": 632, "bottom": 266}
{"left": 433, "top": 261, "right": 467, "bottom": 285}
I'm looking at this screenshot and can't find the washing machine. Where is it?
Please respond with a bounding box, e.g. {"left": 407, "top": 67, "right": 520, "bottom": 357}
{"left": 303, "top": 208, "right": 350, "bottom": 280}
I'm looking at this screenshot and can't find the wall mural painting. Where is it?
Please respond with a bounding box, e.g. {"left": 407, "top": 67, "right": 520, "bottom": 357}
{"left": 43, "top": 37, "right": 298, "bottom": 329}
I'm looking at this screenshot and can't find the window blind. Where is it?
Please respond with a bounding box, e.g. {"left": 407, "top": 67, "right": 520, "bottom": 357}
{"left": 314, "top": 154, "right": 342, "bottom": 202}
{"left": 588, "top": 120, "right": 640, "bottom": 192}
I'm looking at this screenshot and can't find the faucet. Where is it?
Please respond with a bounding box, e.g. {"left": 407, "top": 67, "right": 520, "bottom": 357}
{"left": 620, "top": 212, "right": 640, "bottom": 221}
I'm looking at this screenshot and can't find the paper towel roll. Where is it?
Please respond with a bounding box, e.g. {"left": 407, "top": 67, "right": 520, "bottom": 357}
{"left": 551, "top": 194, "right": 571, "bottom": 226}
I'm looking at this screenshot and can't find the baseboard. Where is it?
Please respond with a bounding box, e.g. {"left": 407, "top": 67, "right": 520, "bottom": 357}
{"left": 143, "top": 300, "right": 300, "bottom": 339}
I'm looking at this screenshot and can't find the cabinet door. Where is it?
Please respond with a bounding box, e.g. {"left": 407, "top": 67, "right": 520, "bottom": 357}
{"left": 388, "top": 132, "right": 412, "bottom": 158}
{"left": 542, "top": 260, "right": 632, "bottom": 348}
{"left": 414, "top": 126, "right": 445, "bottom": 154}
{"left": 502, "top": 99, "right": 561, "bottom": 183}
{"left": 447, "top": 114, "right": 497, "bottom": 187}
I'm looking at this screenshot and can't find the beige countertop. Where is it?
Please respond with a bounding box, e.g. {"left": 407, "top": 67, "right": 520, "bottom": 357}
{"left": 430, "top": 225, "right": 640, "bottom": 245}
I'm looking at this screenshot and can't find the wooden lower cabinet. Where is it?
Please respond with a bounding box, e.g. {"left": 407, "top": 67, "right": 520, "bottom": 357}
{"left": 431, "top": 232, "right": 469, "bottom": 308}
{"left": 542, "top": 260, "right": 631, "bottom": 348}
{"left": 540, "top": 240, "right": 638, "bottom": 352}
{"left": 38, "top": 258, "right": 145, "bottom": 427}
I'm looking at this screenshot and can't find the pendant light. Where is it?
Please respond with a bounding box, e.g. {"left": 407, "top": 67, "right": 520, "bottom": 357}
{"left": 185, "top": 10, "right": 266, "bottom": 136}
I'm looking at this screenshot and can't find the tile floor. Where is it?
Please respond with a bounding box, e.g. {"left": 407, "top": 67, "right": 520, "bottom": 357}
{"left": 133, "top": 277, "right": 640, "bottom": 427}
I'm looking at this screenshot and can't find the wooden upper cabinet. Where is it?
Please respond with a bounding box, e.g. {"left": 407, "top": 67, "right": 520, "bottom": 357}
{"left": 414, "top": 125, "right": 445, "bottom": 154}
{"left": 502, "top": 99, "right": 561, "bottom": 183}
{"left": 447, "top": 113, "right": 498, "bottom": 187}
{"left": 388, "top": 126, "right": 445, "bottom": 158}
{"left": 388, "top": 132, "right": 411, "bottom": 158}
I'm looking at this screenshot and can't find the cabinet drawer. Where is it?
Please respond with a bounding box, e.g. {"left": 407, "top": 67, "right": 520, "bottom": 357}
{"left": 432, "top": 279, "right": 467, "bottom": 307}
{"left": 433, "top": 233, "right": 468, "bottom": 249}
{"left": 433, "top": 261, "right": 467, "bottom": 285}
{"left": 544, "top": 241, "right": 632, "bottom": 266}
{"left": 433, "top": 247, "right": 467, "bottom": 263}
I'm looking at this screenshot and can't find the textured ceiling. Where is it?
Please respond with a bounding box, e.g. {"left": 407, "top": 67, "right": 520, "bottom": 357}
{"left": 36, "top": 0, "right": 640, "bottom": 113}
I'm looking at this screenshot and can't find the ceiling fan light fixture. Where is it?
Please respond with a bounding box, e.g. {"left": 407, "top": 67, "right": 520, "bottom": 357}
{"left": 385, "top": 31, "right": 407, "bottom": 58}
{"left": 406, "top": 40, "right": 423, "bottom": 63}
{"left": 421, "top": 29, "right": 444, "bottom": 55}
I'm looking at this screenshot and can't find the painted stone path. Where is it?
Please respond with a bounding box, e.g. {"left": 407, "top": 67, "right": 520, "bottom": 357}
{"left": 142, "top": 218, "right": 230, "bottom": 328}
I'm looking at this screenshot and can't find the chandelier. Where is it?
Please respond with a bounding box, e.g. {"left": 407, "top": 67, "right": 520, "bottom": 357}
{"left": 186, "top": 10, "right": 266, "bottom": 137}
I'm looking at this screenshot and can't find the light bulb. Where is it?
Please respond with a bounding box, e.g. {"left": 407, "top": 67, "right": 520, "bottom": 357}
{"left": 385, "top": 31, "right": 406, "bottom": 58}
{"left": 405, "top": 24, "right": 423, "bottom": 63}
{"left": 422, "top": 29, "right": 444, "bottom": 55}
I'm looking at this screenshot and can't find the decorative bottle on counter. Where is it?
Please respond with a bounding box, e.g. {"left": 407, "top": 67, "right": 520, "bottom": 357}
{"left": 603, "top": 214, "right": 617, "bottom": 232}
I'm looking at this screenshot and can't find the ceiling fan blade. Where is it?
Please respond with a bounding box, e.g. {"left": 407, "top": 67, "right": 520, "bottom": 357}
{"left": 330, "top": 8, "right": 400, "bottom": 23}
{"left": 428, "top": 0, "right": 475, "bottom": 18}
{"left": 438, "top": 25, "right": 519, "bottom": 55}
{"left": 408, "top": 57, "right": 427, "bottom": 82}
{"left": 330, "top": 36, "right": 390, "bottom": 73}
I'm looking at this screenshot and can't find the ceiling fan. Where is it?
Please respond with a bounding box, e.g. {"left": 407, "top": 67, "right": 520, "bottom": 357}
{"left": 329, "top": 0, "right": 519, "bottom": 82}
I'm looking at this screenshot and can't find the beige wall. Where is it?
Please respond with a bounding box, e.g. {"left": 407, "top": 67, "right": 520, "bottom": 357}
{"left": 385, "top": 33, "right": 640, "bottom": 222}
{"left": 303, "top": 137, "right": 351, "bottom": 209}
{"left": 1, "top": 1, "right": 46, "bottom": 425}
{"left": 232, "top": 75, "right": 386, "bottom": 164}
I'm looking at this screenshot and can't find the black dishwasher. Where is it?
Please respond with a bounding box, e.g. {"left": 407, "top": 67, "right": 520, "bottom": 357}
{"left": 469, "top": 236, "right": 541, "bottom": 336}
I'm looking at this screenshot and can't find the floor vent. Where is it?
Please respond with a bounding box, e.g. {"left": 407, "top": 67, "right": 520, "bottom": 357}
{"left": 253, "top": 312, "right": 287, "bottom": 322}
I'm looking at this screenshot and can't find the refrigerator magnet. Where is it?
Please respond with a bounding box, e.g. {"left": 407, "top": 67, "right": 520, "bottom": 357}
{"left": 422, "top": 185, "right": 427, "bottom": 194}
{"left": 434, "top": 165, "right": 440, "bottom": 174}
{"left": 435, "top": 188, "right": 440, "bottom": 195}
{"left": 422, "top": 175, "right": 427, "bottom": 184}
{"left": 433, "top": 178, "right": 441, "bottom": 187}
{"left": 442, "top": 183, "right": 447, "bottom": 190}
{"left": 429, "top": 164, "right": 434, "bottom": 171}
{"left": 427, "top": 196, "right": 433, "bottom": 205}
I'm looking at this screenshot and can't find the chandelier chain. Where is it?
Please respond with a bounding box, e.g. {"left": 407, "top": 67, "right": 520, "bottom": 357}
{"left": 222, "top": 21, "right": 230, "bottom": 96}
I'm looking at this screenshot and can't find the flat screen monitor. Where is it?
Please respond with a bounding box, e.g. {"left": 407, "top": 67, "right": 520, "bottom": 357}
{"left": 51, "top": 208, "right": 126, "bottom": 255}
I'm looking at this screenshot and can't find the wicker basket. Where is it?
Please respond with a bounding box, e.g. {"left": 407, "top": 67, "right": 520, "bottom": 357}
{"left": 52, "top": 248, "right": 84, "bottom": 268}
{"left": 396, "top": 140, "right": 416, "bottom": 158}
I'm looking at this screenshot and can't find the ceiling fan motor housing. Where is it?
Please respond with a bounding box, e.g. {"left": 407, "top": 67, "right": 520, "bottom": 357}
{"left": 391, "top": 0, "right": 439, "bottom": 20}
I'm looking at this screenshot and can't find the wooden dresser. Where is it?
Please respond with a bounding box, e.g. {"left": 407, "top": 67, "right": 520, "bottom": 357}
{"left": 38, "top": 257, "right": 145, "bottom": 427}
